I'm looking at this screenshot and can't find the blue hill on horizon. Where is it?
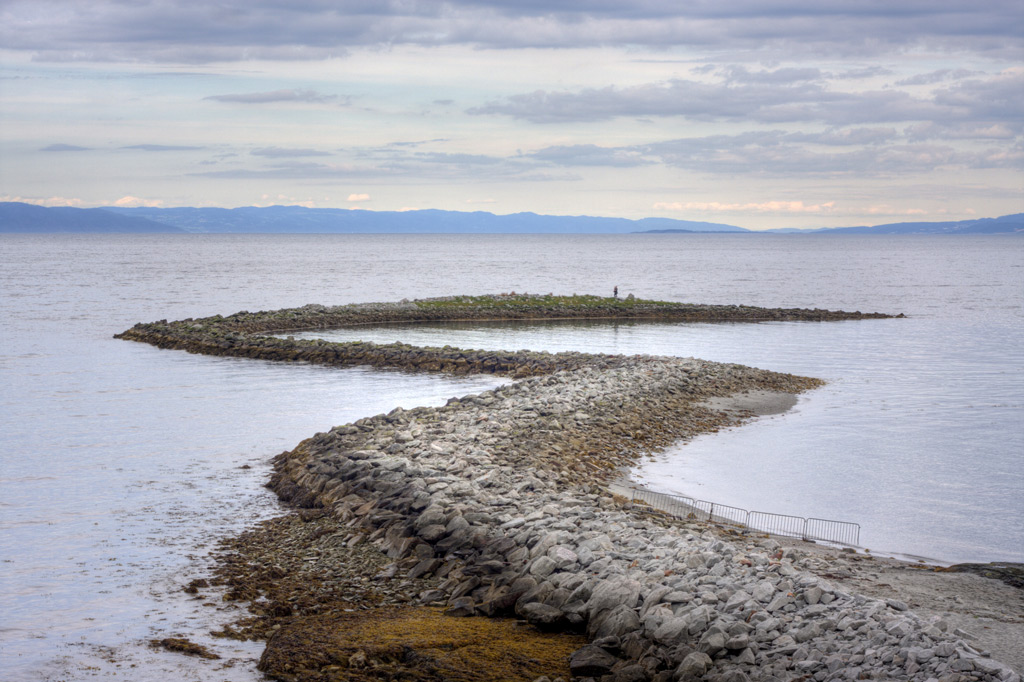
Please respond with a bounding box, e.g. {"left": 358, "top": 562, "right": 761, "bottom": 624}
{"left": 101, "top": 205, "right": 748, "bottom": 234}
{"left": 2, "top": 202, "right": 1021, "bottom": 235}
{"left": 0, "top": 202, "right": 185, "bottom": 233}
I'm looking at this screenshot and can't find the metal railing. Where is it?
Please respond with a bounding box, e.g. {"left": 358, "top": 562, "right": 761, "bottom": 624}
{"left": 627, "top": 487, "right": 860, "bottom": 547}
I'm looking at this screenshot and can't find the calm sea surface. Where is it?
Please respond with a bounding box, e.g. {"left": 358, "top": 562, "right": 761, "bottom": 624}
{"left": 1, "top": 233, "right": 1021, "bottom": 680}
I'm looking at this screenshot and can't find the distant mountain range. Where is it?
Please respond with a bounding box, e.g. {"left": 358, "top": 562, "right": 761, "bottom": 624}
{"left": 0, "top": 201, "right": 185, "bottom": 233}
{"left": 1, "top": 201, "right": 1021, "bottom": 235}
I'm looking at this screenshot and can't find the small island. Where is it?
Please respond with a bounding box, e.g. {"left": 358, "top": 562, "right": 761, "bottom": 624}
{"left": 115, "top": 296, "right": 1021, "bottom": 682}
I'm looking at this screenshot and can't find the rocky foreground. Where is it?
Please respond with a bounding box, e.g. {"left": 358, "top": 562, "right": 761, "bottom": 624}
{"left": 116, "top": 295, "right": 1019, "bottom": 682}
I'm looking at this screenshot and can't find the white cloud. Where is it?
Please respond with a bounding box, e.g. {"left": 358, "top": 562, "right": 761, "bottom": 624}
{"left": 655, "top": 200, "right": 836, "bottom": 214}
{"left": 114, "top": 196, "right": 165, "bottom": 207}
{"left": 2, "top": 195, "right": 85, "bottom": 207}
{"left": 347, "top": 193, "right": 371, "bottom": 202}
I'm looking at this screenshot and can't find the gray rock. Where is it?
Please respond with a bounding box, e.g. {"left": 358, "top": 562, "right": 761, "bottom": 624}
{"left": 752, "top": 580, "right": 776, "bottom": 603}
{"left": 530, "top": 556, "right": 558, "bottom": 578}
{"left": 443, "top": 596, "right": 476, "bottom": 617}
{"left": 696, "top": 627, "right": 727, "bottom": 657}
{"left": 592, "top": 603, "right": 642, "bottom": 640}
{"left": 520, "top": 602, "right": 566, "bottom": 628}
{"left": 587, "top": 578, "right": 642, "bottom": 619}
{"left": 548, "top": 545, "right": 579, "bottom": 569}
{"left": 570, "top": 645, "right": 619, "bottom": 677}
{"left": 675, "top": 651, "right": 712, "bottom": 678}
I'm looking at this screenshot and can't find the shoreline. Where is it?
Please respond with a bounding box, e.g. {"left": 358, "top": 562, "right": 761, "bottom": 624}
{"left": 115, "top": 295, "right": 1021, "bottom": 680}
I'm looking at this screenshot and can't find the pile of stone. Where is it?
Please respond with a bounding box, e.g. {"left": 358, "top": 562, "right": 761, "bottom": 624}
{"left": 115, "top": 296, "right": 896, "bottom": 379}
{"left": 117, "top": 297, "right": 1017, "bottom": 681}
{"left": 264, "top": 358, "right": 1016, "bottom": 682}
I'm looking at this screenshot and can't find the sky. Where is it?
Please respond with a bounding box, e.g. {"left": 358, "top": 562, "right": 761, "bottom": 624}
{"left": 1, "top": 1, "right": 1022, "bottom": 230}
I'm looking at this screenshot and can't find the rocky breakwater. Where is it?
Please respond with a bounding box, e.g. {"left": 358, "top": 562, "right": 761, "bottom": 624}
{"left": 115, "top": 295, "right": 1022, "bottom": 681}
{"left": 261, "top": 353, "right": 1017, "bottom": 682}
{"left": 114, "top": 294, "right": 898, "bottom": 379}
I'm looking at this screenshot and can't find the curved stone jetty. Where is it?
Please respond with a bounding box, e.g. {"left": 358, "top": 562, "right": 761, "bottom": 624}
{"left": 115, "top": 293, "right": 896, "bottom": 377}
{"left": 117, "top": 296, "right": 1019, "bottom": 682}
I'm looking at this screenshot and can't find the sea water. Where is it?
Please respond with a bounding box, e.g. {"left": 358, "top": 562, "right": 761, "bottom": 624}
{"left": 1, "top": 233, "right": 1021, "bottom": 680}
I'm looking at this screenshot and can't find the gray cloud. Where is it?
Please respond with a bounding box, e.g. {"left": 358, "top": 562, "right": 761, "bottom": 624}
{"left": 410, "top": 152, "right": 505, "bottom": 165}
{"left": 190, "top": 161, "right": 368, "bottom": 180}
{"left": 467, "top": 78, "right": 934, "bottom": 125}
{"left": 251, "top": 146, "right": 333, "bottom": 157}
{"left": 530, "top": 144, "right": 652, "bottom": 167}
{"left": 2, "top": 1, "right": 1020, "bottom": 62}
{"left": 121, "top": 144, "right": 204, "bottom": 151}
{"left": 40, "top": 143, "right": 91, "bottom": 151}
{"left": 642, "top": 135, "right": 975, "bottom": 175}
{"left": 205, "top": 89, "right": 341, "bottom": 104}
{"left": 832, "top": 66, "right": 894, "bottom": 80}
{"left": 720, "top": 66, "right": 825, "bottom": 84}
{"left": 468, "top": 69, "right": 1024, "bottom": 129}
{"left": 530, "top": 124, "right": 1023, "bottom": 177}
{"left": 905, "top": 121, "right": 1019, "bottom": 141}
{"left": 788, "top": 128, "right": 900, "bottom": 146}
{"left": 190, "top": 146, "right": 566, "bottom": 182}
{"left": 932, "top": 71, "right": 1024, "bottom": 124}
{"left": 895, "top": 68, "right": 983, "bottom": 86}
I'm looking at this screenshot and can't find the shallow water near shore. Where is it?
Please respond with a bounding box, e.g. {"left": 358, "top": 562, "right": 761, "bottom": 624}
{"left": 1, "top": 233, "right": 1021, "bottom": 680}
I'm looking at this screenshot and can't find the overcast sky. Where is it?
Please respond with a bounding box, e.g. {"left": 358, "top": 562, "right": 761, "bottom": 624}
{"left": 1, "top": 0, "right": 1021, "bottom": 229}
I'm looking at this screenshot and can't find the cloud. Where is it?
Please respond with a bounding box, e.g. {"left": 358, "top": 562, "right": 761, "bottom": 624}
{"left": 529, "top": 124, "right": 1012, "bottom": 177}
{"left": 833, "top": 66, "right": 894, "bottom": 80}
{"left": 205, "top": 89, "right": 340, "bottom": 104}
{"left": 121, "top": 144, "right": 204, "bottom": 151}
{"left": 1, "top": 195, "right": 85, "bottom": 206}
{"left": 791, "top": 128, "right": 899, "bottom": 146}
{"left": 347, "top": 193, "right": 370, "bottom": 202}
{"left": 468, "top": 77, "right": 942, "bottom": 125}
{"left": 719, "top": 66, "right": 825, "bottom": 84}
{"left": 412, "top": 152, "right": 505, "bottom": 165}
{"left": 256, "top": 193, "right": 319, "bottom": 208}
{"left": 189, "top": 153, "right": 577, "bottom": 183}
{"left": 251, "top": 147, "right": 332, "bottom": 157}
{"left": 40, "top": 143, "right": 91, "bottom": 152}
{"left": 646, "top": 134, "right": 971, "bottom": 175}
{"left": 469, "top": 68, "right": 1024, "bottom": 131}
{"left": 530, "top": 144, "right": 652, "bottom": 167}
{"left": 113, "top": 195, "right": 164, "bottom": 207}
{"left": 931, "top": 69, "right": 1024, "bottom": 124}
{"left": 895, "top": 68, "right": 983, "bottom": 86}
{"left": 3, "top": 1, "right": 1021, "bottom": 63}
{"left": 905, "top": 121, "right": 1018, "bottom": 141}
{"left": 655, "top": 200, "right": 836, "bottom": 214}
{"left": 191, "top": 161, "right": 371, "bottom": 179}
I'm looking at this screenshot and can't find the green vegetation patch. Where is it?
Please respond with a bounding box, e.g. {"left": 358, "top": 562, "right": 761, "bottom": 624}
{"left": 412, "top": 293, "right": 675, "bottom": 309}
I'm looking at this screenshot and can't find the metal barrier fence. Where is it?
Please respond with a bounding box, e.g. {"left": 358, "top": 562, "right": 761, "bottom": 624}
{"left": 627, "top": 487, "right": 860, "bottom": 547}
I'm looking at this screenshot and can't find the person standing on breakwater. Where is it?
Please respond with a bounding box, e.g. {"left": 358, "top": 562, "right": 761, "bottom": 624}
{"left": 614, "top": 286, "right": 618, "bottom": 299}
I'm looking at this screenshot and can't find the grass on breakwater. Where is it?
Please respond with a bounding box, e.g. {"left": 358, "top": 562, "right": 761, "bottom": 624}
{"left": 411, "top": 293, "right": 674, "bottom": 309}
